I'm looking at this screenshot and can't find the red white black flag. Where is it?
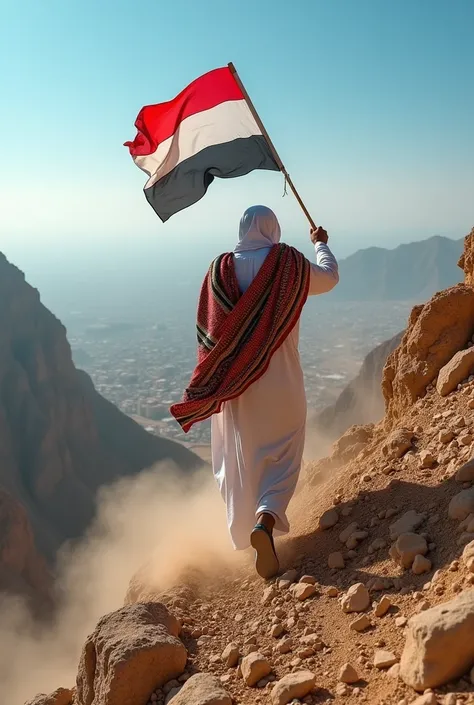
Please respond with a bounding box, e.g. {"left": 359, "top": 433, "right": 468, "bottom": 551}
{"left": 124, "top": 67, "right": 280, "bottom": 222}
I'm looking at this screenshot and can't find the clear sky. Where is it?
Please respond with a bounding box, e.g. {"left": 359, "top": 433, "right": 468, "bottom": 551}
{"left": 1, "top": 0, "right": 473, "bottom": 269}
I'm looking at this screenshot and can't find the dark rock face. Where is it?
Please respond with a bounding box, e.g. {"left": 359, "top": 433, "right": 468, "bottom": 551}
{"left": 312, "top": 331, "right": 404, "bottom": 442}
{"left": 0, "top": 487, "right": 52, "bottom": 608}
{"left": 0, "top": 253, "right": 201, "bottom": 601}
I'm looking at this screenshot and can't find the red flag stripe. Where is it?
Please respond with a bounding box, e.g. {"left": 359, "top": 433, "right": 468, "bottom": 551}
{"left": 124, "top": 67, "right": 244, "bottom": 157}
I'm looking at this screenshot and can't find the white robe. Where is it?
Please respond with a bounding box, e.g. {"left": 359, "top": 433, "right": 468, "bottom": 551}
{"left": 211, "top": 241, "right": 339, "bottom": 550}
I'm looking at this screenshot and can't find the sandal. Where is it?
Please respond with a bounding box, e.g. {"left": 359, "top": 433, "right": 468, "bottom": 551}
{"left": 250, "top": 523, "right": 280, "bottom": 580}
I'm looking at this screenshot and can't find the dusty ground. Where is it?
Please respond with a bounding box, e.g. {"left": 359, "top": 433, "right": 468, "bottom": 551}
{"left": 132, "top": 379, "right": 474, "bottom": 705}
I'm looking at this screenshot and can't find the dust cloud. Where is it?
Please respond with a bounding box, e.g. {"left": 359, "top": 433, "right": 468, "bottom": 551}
{"left": 0, "top": 463, "right": 243, "bottom": 704}
{"left": 303, "top": 425, "right": 333, "bottom": 463}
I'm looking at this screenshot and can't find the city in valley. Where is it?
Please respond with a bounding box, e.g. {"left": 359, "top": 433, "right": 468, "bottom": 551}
{"left": 66, "top": 298, "right": 412, "bottom": 452}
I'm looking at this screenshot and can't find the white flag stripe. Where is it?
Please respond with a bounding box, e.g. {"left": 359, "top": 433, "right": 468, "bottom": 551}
{"left": 134, "top": 99, "right": 262, "bottom": 189}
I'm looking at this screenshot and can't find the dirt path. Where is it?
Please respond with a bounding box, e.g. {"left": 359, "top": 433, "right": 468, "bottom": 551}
{"left": 137, "top": 383, "right": 474, "bottom": 704}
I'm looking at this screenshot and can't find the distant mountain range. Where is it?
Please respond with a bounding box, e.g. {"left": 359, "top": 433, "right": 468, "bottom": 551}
{"left": 329, "top": 235, "right": 463, "bottom": 301}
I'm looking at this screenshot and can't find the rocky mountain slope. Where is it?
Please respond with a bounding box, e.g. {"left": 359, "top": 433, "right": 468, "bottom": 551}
{"left": 0, "top": 253, "right": 201, "bottom": 603}
{"left": 312, "top": 330, "right": 404, "bottom": 443}
{"left": 0, "top": 487, "right": 52, "bottom": 610}
{"left": 21, "top": 227, "right": 474, "bottom": 705}
{"left": 330, "top": 235, "right": 463, "bottom": 301}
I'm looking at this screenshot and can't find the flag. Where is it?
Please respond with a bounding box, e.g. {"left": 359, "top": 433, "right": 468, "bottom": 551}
{"left": 124, "top": 66, "right": 280, "bottom": 222}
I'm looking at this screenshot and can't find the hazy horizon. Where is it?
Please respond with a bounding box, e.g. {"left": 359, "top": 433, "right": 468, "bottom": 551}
{"left": 1, "top": 229, "right": 464, "bottom": 326}
{"left": 1, "top": 0, "right": 473, "bottom": 279}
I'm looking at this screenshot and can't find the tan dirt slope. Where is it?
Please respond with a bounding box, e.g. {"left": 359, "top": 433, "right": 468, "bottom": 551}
{"left": 27, "top": 228, "right": 474, "bottom": 705}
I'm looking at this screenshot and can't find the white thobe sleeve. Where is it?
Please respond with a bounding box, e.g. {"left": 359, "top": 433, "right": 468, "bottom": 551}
{"left": 308, "top": 242, "right": 339, "bottom": 296}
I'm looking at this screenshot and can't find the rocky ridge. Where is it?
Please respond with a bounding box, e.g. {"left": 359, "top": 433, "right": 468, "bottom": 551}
{"left": 0, "top": 487, "right": 52, "bottom": 609}
{"left": 0, "top": 252, "right": 201, "bottom": 603}
{"left": 313, "top": 330, "right": 404, "bottom": 443}
{"left": 23, "top": 229, "right": 474, "bottom": 705}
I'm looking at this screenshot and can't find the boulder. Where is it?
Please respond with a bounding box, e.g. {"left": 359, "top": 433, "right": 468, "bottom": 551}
{"left": 350, "top": 615, "right": 371, "bottom": 632}
{"left": 338, "top": 663, "right": 359, "bottom": 684}
{"left": 382, "top": 428, "right": 414, "bottom": 459}
{"left": 439, "top": 429, "right": 455, "bottom": 444}
{"left": 382, "top": 284, "right": 474, "bottom": 424}
{"left": 277, "top": 637, "right": 293, "bottom": 654}
{"left": 399, "top": 589, "right": 474, "bottom": 690}
{"left": 411, "top": 695, "right": 438, "bottom": 705}
{"left": 75, "top": 602, "right": 187, "bottom": 705}
{"left": 278, "top": 570, "right": 298, "bottom": 588}
{"left": 24, "top": 689, "right": 73, "bottom": 705}
{"left": 374, "top": 595, "right": 392, "bottom": 617}
{"left": 221, "top": 643, "right": 240, "bottom": 668}
{"left": 339, "top": 522, "right": 359, "bottom": 543}
{"left": 319, "top": 508, "right": 339, "bottom": 530}
{"left": 262, "top": 586, "right": 277, "bottom": 605}
{"left": 346, "top": 530, "right": 369, "bottom": 549}
{"left": 271, "top": 670, "right": 316, "bottom": 705}
{"left": 455, "top": 458, "right": 474, "bottom": 483}
{"left": 387, "top": 663, "right": 400, "bottom": 680}
{"left": 390, "top": 533, "right": 428, "bottom": 569}
{"left": 340, "top": 583, "right": 370, "bottom": 613}
{"left": 389, "top": 510, "right": 425, "bottom": 540}
{"left": 448, "top": 487, "right": 474, "bottom": 520}
{"left": 241, "top": 652, "right": 272, "bottom": 687}
{"left": 419, "top": 450, "right": 435, "bottom": 468}
{"left": 437, "top": 348, "right": 474, "bottom": 396}
{"left": 299, "top": 633, "right": 323, "bottom": 650}
{"left": 299, "top": 575, "right": 316, "bottom": 584}
{"left": 412, "top": 555, "right": 432, "bottom": 575}
{"left": 460, "top": 514, "right": 474, "bottom": 531}
{"left": 291, "top": 583, "right": 316, "bottom": 601}
{"left": 165, "top": 673, "right": 231, "bottom": 705}
{"left": 458, "top": 532, "right": 474, "bottom": 547}
{"left": 374, "top": 650, "right": 398, "bottom": 669}
{"left": 462, "top": 540, "right": 474, "bottom": 572}
{"left": 458, "top": 227, "right": 474, "bottom": 286}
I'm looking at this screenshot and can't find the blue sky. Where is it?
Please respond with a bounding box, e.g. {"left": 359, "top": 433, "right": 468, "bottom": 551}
{"left": 1, "top": 0, "right": 473, "bottom": 266}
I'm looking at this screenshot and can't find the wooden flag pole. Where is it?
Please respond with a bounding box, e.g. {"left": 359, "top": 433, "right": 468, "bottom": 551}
{"left": 228, "top": 62, "right": 317, "bottom": 231}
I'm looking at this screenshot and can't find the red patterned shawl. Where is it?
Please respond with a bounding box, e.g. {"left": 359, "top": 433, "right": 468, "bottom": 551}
{"left": 170, "top": 243, "right": 310, "bottom": 432}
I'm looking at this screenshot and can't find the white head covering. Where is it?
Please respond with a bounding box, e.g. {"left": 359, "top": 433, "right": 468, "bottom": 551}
{"left": 234, "top": 205, "right": 281, "bottom": 252}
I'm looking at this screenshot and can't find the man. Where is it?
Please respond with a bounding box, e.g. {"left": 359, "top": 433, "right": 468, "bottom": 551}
{"left": 171, "top": 205, "right": 339, "bottom": 578}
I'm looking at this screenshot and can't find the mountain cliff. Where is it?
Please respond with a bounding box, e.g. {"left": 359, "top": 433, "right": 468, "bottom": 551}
{"left": 312, "top": 330, "right": 404, "bottom": 442}
{"left": 0, "top": 253, "right": 201, "bottom": 602}
{"left": 330, "top": 235, "right": 463, "bottom": 301}
{"left": 310, "top": 236, "right": 464, "bottom": 443}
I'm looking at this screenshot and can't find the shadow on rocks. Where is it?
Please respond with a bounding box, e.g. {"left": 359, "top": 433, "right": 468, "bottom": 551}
{"left": 278, "top": 476, "right": 471, "bottom": 597}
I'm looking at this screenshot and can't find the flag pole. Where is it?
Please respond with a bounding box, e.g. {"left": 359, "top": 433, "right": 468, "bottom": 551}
{"left": 228, "top": 62, "right": 317, "bottom": 231}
